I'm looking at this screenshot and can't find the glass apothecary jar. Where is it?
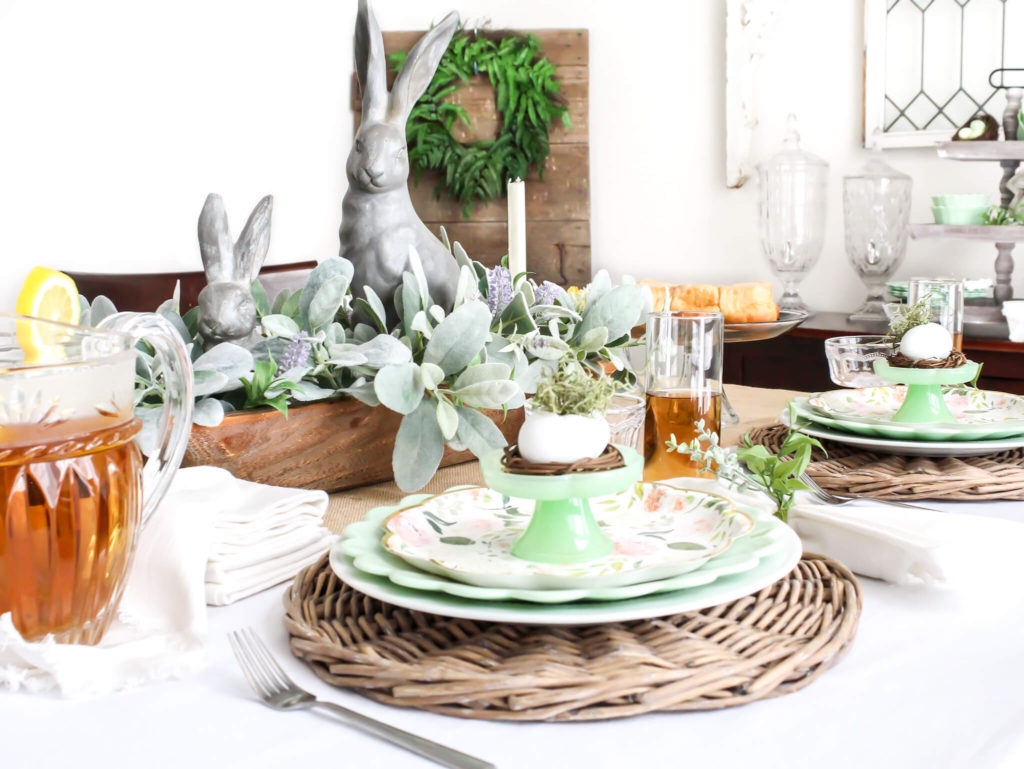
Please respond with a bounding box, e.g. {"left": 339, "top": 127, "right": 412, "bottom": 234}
{"left": 843, "top": 152, "right": 912, "bottom": 321}
{"left": 757, "top": 115, "right": 829, "bottom": 316}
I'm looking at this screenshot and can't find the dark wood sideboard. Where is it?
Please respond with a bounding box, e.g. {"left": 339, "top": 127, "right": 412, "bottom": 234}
{"left": 724, "top": 312, "right": 1024, "bottom": 395}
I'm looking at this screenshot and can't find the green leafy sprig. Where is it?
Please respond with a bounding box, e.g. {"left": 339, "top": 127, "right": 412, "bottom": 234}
{"left": 665, "top": 412, "right": 825, "bottom": 522}
{"left": 984, "top": 203, "right": 1024, "bottom": 226}
{"left": 240, "top": 356, "right": 304, "bottom": 416}
{"left": 391, "top": 30, "right": 570, "bottom": 217}
{"left": 884, "top": 292, "right": 934, "bottom": 343}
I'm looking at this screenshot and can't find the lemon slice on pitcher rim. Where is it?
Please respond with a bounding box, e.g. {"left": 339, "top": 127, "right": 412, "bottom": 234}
{"left": 15, "top": 267, "right": 81, "bottom": 364}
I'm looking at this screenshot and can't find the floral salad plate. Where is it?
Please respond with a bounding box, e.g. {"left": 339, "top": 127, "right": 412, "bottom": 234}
{"left": 793, "top": 388, "right": 1024, "bottom": 441}
{"left": 369, "top": 483, "right": 753, "bottom": 590}
{"left": 335, "top": 484, "right": 795, "bottom": 605}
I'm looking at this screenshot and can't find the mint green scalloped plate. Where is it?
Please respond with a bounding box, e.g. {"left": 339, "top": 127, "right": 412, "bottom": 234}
{"left": 792, "top": 395, "right": 1024, "bottom": 441}
{"left": 335, "top": 485, "right": 797, "bottom": 605}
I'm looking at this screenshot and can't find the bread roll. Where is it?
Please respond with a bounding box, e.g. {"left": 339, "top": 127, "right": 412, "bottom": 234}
{"left": 669, "top": 284, "right": 720, "bottom": 312}
{"left": 719, "top": 282, "right": 778, "bottom": 323}
{"left": 637, "top": 279, "right": 672, "bottom": 312}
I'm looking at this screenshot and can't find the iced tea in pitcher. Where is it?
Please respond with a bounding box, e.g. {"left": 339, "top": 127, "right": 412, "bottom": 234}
{"left": 0, "top": 312, "right": 192, "bottom": 644}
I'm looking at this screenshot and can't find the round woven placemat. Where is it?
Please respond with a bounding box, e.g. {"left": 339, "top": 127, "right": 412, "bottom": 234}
{"left": 283, "top": 552, "right": 861, "bottom": 722}
{"left": 749, "top": 422, "right": 1024, "bottom": 501}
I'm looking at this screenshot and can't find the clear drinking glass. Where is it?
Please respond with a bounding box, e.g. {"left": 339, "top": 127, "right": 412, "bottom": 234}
{"left": 0, "top": 312, "right": 193, "bottom": 644}
{"left": 907, "top": 278, "right": 965, "bottom": 351}
{"left": 843, "top": 154, "right": 913, "bottom": 322}
{"left": 643, "top": 311, "right": 723, "bottom": 481}
{"left": 604, "top": 392, "right": 645, "bottom": 450}
{"left": 757, "top": 115, "right": 829, "bottom": 316}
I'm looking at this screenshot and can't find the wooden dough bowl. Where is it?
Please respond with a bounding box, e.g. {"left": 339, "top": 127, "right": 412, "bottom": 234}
{"left": 184, "top": 399, "right": 525, "bottom": 492}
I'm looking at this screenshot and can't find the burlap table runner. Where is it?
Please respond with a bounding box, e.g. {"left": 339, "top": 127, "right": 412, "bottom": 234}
{"left": 324, "top": 384, "right": 803, "bottom": 532}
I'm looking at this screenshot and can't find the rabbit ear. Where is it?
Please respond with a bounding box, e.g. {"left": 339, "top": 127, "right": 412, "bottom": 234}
{"left": 233, "top": 195, "right": 273, "bottom": 285}
{"left": 355, "top": 0, "right": 388, "bottom": 122}
{"left": 387, "top": 11, "right": 458, "bottom": 125}
{"left": 198, "top": 193, "right": 235, "bottom": 282}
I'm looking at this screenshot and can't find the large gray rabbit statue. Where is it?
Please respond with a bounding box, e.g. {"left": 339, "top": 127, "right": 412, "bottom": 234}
{"left": 197, "top": 192, "right": 273, "bottom": 348}
{"left": 340, "top": 0, "right": 461, "bottom": 325}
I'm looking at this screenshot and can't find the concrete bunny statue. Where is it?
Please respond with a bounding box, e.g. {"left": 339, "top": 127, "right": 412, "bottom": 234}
{"left": 197, "top": 193, "right": 273, "bottom": 347}
{"left": 340, "top": 0, "right": 461, "bottom": 325}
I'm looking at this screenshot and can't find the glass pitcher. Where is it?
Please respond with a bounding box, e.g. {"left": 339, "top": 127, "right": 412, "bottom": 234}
{"left": 0, "top": 312, "right": 193, "bottom": 644}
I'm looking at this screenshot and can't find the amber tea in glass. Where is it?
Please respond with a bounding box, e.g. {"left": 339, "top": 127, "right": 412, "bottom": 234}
{"left": 643, "top": 311, "right": 724, "bottom": 482}
{"left": 908, "top": 278, "right": 964, "bottom": 352}
{"left": 0, "top": 313, "right": 193, "bottom": 644}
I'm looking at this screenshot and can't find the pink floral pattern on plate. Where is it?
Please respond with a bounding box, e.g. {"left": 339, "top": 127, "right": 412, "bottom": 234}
{"left": 380, "top": 483, "right": 754, "bottom": 589}
{"left": 809, "top": 386, "right": 1024, "bottom": 425}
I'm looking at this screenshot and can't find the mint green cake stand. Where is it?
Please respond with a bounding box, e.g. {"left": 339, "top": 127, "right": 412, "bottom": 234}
{"left": 479, "top": 445, "right": 642, "bottom": 564}
{"left": 873, "top": 359, "right": 980, "bottom": 423}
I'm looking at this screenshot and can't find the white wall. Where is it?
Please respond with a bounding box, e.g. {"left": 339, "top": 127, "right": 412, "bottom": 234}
{"left": 0, "top": 0, "right": 1006, "bottom": 313}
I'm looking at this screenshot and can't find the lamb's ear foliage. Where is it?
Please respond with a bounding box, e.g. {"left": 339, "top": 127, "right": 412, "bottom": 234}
{"left": 354, "top": 0, "right": 388, "bottom": 122}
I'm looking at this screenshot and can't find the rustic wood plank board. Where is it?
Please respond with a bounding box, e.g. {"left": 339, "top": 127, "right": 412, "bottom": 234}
{"left": 352, "top": 67, "right": 588, "bottom": 143}
{"left": 430, "top": 220, "right": 591, "bottom": 287}
{"left": 349, "top": 28, "right": 590, "bottom": 286}
{"left": 410, "top": 144, "right": 589, "bottom": 222}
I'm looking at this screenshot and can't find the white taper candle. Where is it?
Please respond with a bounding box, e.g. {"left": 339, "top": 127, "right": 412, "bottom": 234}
{"left": 507, "top": 177, "right": 527, "bottom": 277}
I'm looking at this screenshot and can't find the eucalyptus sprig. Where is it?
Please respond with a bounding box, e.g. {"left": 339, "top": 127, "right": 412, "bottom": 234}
{"left": 665, "top": 411, "right": 825, "bottom": 522}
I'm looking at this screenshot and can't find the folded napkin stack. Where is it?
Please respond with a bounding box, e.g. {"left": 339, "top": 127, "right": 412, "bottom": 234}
{"left": 204, "top": 469, "right": 333, "bottom": 605}
{"left": 0, "top": 466, "right": 332, "bottom": 697}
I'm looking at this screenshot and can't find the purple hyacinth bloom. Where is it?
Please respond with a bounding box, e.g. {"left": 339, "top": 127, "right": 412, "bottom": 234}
{"left": 277, "top": 338, "right": 311, "bottom": 375}
{"left": 486, "top": 266, "right": 513, "bottom": 315}
{"left": 532, "top": 280, "right": 560, "bottom": 306}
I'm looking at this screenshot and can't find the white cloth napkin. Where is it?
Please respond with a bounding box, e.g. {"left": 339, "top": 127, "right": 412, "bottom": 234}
{"left": 0, "top": 466, "right": 332, "bottom": 697}
{"left": 203, "top": 468, "right": 333, "bottom": 605}
{"left": 788, "top": 493, "right": 1024, "bottom": 586}
{"left": 664, "top": 477, "right": 1024, "bottom": 586}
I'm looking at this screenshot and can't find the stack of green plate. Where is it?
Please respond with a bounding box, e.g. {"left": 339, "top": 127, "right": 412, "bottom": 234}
{"left": 886, "top": 280, "right": 991, "bottom": 301}
{"left": 332, "top": 481, "right": 802, "bottom": 624}
{"left": 788, "top": 384, "right": 1024, "bottom": 457}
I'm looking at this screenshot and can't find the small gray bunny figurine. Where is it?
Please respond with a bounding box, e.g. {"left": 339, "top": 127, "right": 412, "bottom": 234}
{"left": 197, "top": 193, "right": 273, "bottom": 347}
{"left": 340, "top": 0, "right": 461, "bottom": 325}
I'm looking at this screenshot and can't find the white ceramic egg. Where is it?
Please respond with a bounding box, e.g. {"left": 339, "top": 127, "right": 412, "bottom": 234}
{"left": 899, "top": 322, "right": 953, "bottom": 361}
{"left": 517, "top": 410, "right": 611, "bottom": 464}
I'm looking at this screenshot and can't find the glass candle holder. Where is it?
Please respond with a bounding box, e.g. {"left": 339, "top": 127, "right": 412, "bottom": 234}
{"left": 643, "top": 311, "right": 723, "bottom": 481}
{"left": 907, "top": 278, "right": 965, "bottom": 351}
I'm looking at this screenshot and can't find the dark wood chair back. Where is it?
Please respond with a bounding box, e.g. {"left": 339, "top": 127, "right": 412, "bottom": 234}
{"left": 66, "top": 261, "right": 317, "bottom": 312}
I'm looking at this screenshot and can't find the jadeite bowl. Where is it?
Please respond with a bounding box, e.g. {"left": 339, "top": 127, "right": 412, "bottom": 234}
{"left": 931, "top": 194, "right": 990, "bottom": 207}
{"left": 932, "top": 204, "right": 988, "bottom": 226}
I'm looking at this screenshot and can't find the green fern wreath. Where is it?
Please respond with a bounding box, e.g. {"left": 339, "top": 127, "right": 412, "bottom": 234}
{"left": 390, "top": 30, "right": 570, "bottom": 218}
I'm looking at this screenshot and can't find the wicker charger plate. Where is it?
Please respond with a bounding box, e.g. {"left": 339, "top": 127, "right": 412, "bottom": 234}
{"left": 284, "top": 552, "right": 861, "bottom": 722}
{"left": 750, "top": 422, "right": 1024, "bottom": 501}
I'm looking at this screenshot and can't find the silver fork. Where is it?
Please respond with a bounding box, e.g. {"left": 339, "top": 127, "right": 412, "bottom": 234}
{"left": 799, "top": 473, "right": 940, "bottom": 512}
{"left": 228, "top": 628, "right": 495, "bottom": 769}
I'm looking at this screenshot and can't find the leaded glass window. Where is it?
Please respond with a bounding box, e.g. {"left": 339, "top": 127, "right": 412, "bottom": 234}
{"left": 864, "top": 0, "right": 1023, "bottom": 147}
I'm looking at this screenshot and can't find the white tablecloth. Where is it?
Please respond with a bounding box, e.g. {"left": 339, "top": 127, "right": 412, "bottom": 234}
{"left": 4, "top": 499, "right": 1024, "bottom": 769}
